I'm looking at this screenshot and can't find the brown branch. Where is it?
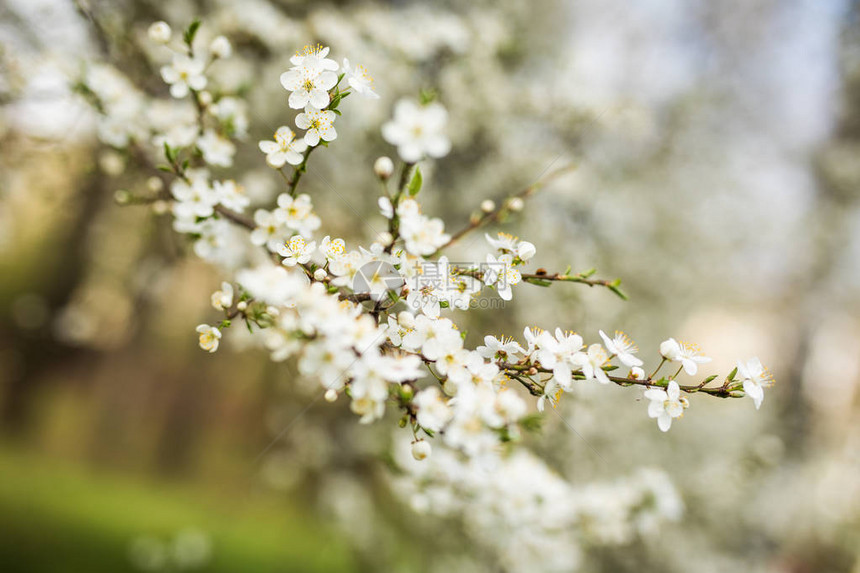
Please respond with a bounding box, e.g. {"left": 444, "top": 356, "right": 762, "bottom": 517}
{"left": 437, "top": 163, "right": 577, "bottom": 252}
{"left": 214, "top": 204, "right": 254, "bottom": 229}
{"left": 497, "top": 362, "right": 739, "bottom": 398}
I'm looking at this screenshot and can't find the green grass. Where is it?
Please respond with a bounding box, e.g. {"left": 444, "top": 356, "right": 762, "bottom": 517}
{"left": 0, "top": 447, "right": 357, "bottom": 572}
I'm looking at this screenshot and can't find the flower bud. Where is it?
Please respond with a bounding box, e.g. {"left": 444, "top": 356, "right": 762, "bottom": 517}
{"left": 508, "top": 197, "right": 524, "bottom": 212}
{"left": 198, "top": 91, "right": 213, "bottom": 106}
{"left": 374, "top": 156, "right": 394, "bottom": 180}
{"left": 480, "top": 199, "right": 496, "bottom": 213}
{"left": 152, "top": 200, "right": 169, "bottom": 215}
{"left": 324, "top": 389, "right": 338, "bottom": 402}
{"left": 236, "top": 301, "right": 248, "bottom": 311}
{"left": 313, "top": 268, "right": 327, "bottom": 282}
{"left": 397, "top": 311, "right": 415, "bottom": 329}
{"left": 630, "top": 366, "right": 645, "bottom": 380}
{"left": 146, "top": 176, "right": 164, "bottom": 192}
{"left": 378, "top": 231, "right": 393, "bottom": 245}
{"left": 516, "top": 241, "right": 536, "bottom": 261}
{"left": 114, "top": 189, "right": 131, "bottom": 205}
{"left": 411, "top": 440, "right": 431, "bottom": 461}
{"left": 147, "top": 21, "right": 171, "bottom": 44}
{"left": 660, "top": 338, "right": 681, "bottom": 360}
{"left": 99, "top": 151, "right": 125, "bottom": 176}
{"left": 210, "top": 35, "right": 232, "bottom": 59}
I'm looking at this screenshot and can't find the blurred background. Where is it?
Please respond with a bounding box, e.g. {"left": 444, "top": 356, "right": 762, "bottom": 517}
{"left": 1, "top": 0, "right": 859, "bottom": 571}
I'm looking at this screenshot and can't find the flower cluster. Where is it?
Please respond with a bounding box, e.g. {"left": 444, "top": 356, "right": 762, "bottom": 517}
{"left": 392, "top": 439, "right": 683, "bottom": 573}
{"left": 88, "top": 20, "right": 774, "bottom": 444}
{"left": 82, "top": 19, "right": 776, "bottom": 569}
{"left": 249, "top": 193, "right": 321, "bottom": 252}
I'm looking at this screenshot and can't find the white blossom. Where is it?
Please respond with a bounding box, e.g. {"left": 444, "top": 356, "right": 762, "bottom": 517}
{"left": 318, "top": 236, "right": 346, "bottom": 261}
{"left": 382, "top": 99, "right": 451, "bottom": 162}
{"left": 485, "top": 232, "right": 536, "bottom": 261}
{"left": 279, "top": 235, "right": 316, "bottom": 266}
{"left": 213, "top": 180, "right": 249, "bottom": 212}
{"left": 210, "top": 282, "right": 234, "bottom": 311}
{"left": 643, "top": 381, "right": 689, "bottom": 432}
{"left": 196, "top": 324, "right": 221, "bottom": 353}
{"left": 414, "top": 386, "right": 453, "bottom": 432}
{"left": 259, "top": 127, "right": 307, "bottom": 167}
{"left": 280, "top": 49, "right": 338, "bottom": 109}
{"left": 342, "top": 58, "right": 379, "bottom": 99}
{"left": 736, "top": 357, "right": 774, "bottom": 410}
{"left": 599, "top": 330, "right": 643, "bottom": 367}
{"left": 484, "top": 253, "right": 521, "bottom": 301}
{"left": 197, "top": 129, "right": 236, "bottom": 167}
{"left": 295, "top": 106, "right": 337, "bottom": 146}
{"left": 160, "top": 54, "right": 207, "bottom": 99}
{"left": 659, "top": 338, "right": 712, "bottom": 376}
{"left": 577, "top": 343, "right": 611, "bottom": 384}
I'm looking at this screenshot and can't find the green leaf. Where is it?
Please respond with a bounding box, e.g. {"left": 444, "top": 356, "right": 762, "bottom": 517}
{"left": 609, "top": 287, "right": 628, "bottom": 300}
{"left": 407, "top": 166, "right": 423, "bottom": 196}
{"left": 518, "top": 413, "right": 543, "bottom": 433}
{"left": 524, "top": 277, "right": 553, "bottom": 287}
{"left": 163, "top": 142, "right": 175, "bottom": 163}
{"left": 183, "top": 20, "right": 201, "bottom": 46}
{"left": 419, "top": 89, "right": 437, "bottom": 105}
{"left": 726, "top": 367, "right": 738, "bottom": 382}
{"left": 701, "top": 374, "right": 718, "bottom": 385}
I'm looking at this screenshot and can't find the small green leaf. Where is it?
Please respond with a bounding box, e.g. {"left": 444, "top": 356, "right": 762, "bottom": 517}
{"left": 726, "top": 367, "right": 738, "bottom": 382}
{"left": 518, "top": 413, "right": 543, "bottom": 433}
{"left": 419, "top": 89, "right": 437, "bottom": 105}
{"left": 407, "top": 166, "right": 423, "bottom": 196}
{"left": 183, "top": 20, "right": 201, "bottom": 46}
{"left": 701, "top": 374, "right": 718, "bottom": 385}
{"left": 609, "top": 287, "right": 628, "bottom": 300}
